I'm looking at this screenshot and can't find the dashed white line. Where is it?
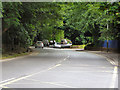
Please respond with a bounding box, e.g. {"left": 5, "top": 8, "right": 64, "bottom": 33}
{"left": 47, "top": 64, "right": 61, "bottom": 70}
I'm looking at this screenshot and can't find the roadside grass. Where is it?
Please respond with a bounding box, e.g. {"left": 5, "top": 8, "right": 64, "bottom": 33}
{"left": 71, "top": 45, "right": 86, "bottom": 49}
{"left": 1, "top": 52, "right": 32, "bottom": 60}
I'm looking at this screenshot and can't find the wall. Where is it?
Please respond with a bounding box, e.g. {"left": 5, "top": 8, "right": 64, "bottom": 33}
{"left": 99, "top": 40, "right": 120, "bottom": 52}
{"left": 101, "top": 40, "right": 118, "bottom": 48}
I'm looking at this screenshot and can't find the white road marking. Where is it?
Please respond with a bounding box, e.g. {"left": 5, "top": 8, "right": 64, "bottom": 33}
{"left": 0, "top": 55, "right": 68, "bottom": 87}
{"left": 13, "top": 78, "right": 74, "bottom": 88}
{"left": 67, "top": 55, "right": 69, "bottom": 58}
{"left": 0, "top": 78, "right": 15, "bottom": 84}
{"left": 93, "top": 53, "right": 118, "bottom": 66}
{"left": 107, "top": 59, "right": 118, "bottom": 66}
{"left": 0, "top": 63, "right": 61, "bottom": 87}
{"left": 64, "top": 58, "right": 66, "bottom": 60}
{"left": 25, "top": 78, "right": 67, "bottom": 83}
{"left": 47, "top": 64, "right": 61, "bottom": 70}
{"left": 58, "top": 55, "right": 70, "bottom": 63}
{"left": 110, "top": 66, "right": 118, "bottom": 88}
{"left": 42, "top": 82, "right": 74, "bottom": 88}
{"left": 0, "top": 85, "right": 9, "bottom": 88}
{"left": 1, "top": 52, "right": 117, "bottom": 88}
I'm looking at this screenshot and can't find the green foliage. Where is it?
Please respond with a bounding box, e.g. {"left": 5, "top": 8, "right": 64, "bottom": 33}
{"left": 55, "top": 30, "right": 64, "bottom": 42}
{"left": 0, "top": 1, "right": 2, "bottom": 18}
{"left": 2, "top": 2, "right": 65, "bottom": 52}
{"left": 63, "top": 2, "right": 120, "bottom": 45}
{"left": 2, "top": 2, "right": 120, "bottom": 52}
{"left": 2, "top": 2, "right": 22, "bottom": 30}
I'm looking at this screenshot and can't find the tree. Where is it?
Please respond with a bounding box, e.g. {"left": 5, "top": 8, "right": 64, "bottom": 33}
{"left": 2, "top": 2, "right": 65, "bottom": 52}
{"left": 2, "top": 2, "right": 120, "bottom": 53}
{"left": 62, "top": 2, "right": 120, "bottom": 45}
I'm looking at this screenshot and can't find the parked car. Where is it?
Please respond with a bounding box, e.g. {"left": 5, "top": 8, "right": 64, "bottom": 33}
{"left": 42, "top": 40, "right": 49, "bottom": 47}
{"left": 61, "top": 39, "right": 67, "bottom": 44}
{"left": 61, "top": 43, "right": 72, "bottom": 48}
{"left": 49, "top": 40, "right": 56, "bottom": 45}
{"left": 53, "top": 42, "right": 61, "bottom": 48}
{"left": 61, "top": 39, "right": 72, "bottom": 48}
{"left": 35, "top": 41, "right": 44, "bottom": 48}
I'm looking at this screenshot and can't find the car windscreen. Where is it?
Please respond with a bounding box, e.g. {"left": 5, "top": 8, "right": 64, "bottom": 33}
{"left": 37, "top": 42, "right": 42, "bottom": 44}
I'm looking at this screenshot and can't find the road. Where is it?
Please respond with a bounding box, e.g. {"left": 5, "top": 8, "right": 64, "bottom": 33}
{"left": 0, "top": 48, "right": 118, "bottom": 88}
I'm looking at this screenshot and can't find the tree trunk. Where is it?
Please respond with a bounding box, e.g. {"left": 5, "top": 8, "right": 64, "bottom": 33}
{"left": 3, "top": 28, "right": 9, "bottom": 33}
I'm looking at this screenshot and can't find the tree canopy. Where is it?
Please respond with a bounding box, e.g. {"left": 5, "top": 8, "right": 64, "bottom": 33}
{"left": 62, "top": 2, "right": 120, "bottom": 44}
{"left": 1, "top": 2, "right": 120, "bottom": 52}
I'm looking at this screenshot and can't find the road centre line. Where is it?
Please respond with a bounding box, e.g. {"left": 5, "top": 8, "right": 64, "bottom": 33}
{"left": 0, "top": 85, "right": 9, "bottom": 88}
{"left": 1, "top": 53, "right": 117, "bottom": 88}
{"left": 58, "top": 55, "right": 70, "bottom": 63}
{"left": 0, "top": 78, "right": 16, "bottom": 84}
{"left": 0, "top": 55, "right": 69, "bottom": 87}
{"left": 64, "top": 58, "right": 66, "bottom": 60}
{"left": 0, "top": 63, "right": 61, "bottom": 88}
{"left": 47, "top": 64, "right": 61, "bottom": 70}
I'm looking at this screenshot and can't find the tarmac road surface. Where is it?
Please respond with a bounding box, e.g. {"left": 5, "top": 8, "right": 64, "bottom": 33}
{"left": 0, "top": 48, "right": 118, "bottom": 88}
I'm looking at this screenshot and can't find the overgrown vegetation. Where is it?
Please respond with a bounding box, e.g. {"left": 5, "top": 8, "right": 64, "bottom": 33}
{"left": 2, "top": 52, "right": 32, "bottom": 59}
{"left": 2, "top": 2, "right": 64, "bottom": 53}
{"left": 62, "top": 2, "right": 120, "bottom": 45}
{"left": 1, "top": 2, "right": 120, "bottom": 53}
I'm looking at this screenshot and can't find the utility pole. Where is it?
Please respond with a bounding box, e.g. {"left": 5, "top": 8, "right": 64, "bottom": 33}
{"left": 106, "top": 7, "right": 109, "bottom": 53}
{"left": 107, "top": 23, "right": 109, "bottom": 53}
{"left": 106, "top": 1, "right": 114, "bottom": 53}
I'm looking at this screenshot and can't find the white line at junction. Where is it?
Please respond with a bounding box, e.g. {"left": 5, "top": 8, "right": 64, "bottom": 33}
{"left": 110, "top": 66, "right": 118, "bottom": 88}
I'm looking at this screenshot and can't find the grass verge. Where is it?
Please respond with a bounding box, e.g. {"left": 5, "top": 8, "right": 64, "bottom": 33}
{"left": 1, "top": 52, "right": 32, "bottom": 60}
{"left": 71, "top": 45, "right": 86, "bottom": 49}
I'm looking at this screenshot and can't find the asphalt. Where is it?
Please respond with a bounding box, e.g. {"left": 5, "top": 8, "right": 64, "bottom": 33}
{"left": 0, "top": 48, "right": 118, "bottom": 88}
{"left": 83, "top": 50, "right": 119, "bottom": 66}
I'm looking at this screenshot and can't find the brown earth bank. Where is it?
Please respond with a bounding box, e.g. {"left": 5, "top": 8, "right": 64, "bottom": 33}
{"left": 1, "top": 45, "right": 33, "bottom": 59}
{"left": 85, "top": 46, "right": 119, "bottom": 53}
{"left": 2, "top": 45, "right": 33, "bottom": 54}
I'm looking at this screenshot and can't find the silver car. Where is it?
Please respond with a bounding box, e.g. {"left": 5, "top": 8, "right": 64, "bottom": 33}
{"left": 35, "top": 41, "right": 44, "bottom": 48}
